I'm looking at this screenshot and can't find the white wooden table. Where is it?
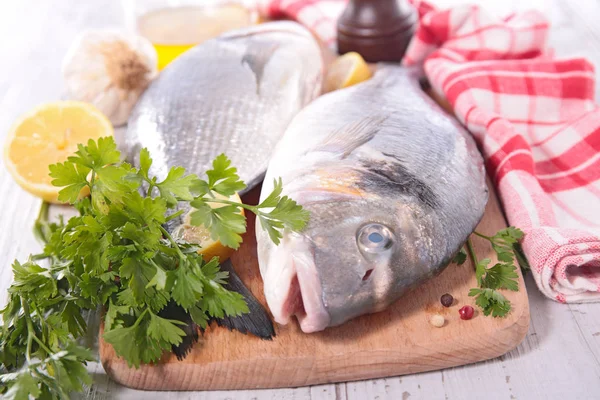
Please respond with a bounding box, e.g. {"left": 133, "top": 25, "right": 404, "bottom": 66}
{"left": 1, "top": 0, "right": 600, "bottom": 399}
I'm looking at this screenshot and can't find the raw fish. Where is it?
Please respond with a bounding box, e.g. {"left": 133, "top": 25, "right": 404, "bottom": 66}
{"left": 257, "top": 65, "right": 488, "bottom": 333}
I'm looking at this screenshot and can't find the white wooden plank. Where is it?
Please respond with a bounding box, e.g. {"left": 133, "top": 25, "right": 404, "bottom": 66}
{"left": 347, "top": 373, "right": 448, "bottom": 400}
{"left": 310, "top": 384, "right": 342, "bottom": 400}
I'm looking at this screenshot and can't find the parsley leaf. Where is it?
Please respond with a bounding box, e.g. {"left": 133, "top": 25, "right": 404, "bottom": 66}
{"left": 138, "top": 148, "right": 153, "bottom": 181}
{"left": 465, "top": 227, "right": 526, "bottom": 319}
{"left": 49, "top": 161, "right": 90, "bottom": 203}
{"left": 94, "top": 165, "right": 139, "bottom": 204}
{"left": 147, "top": 311, "right": 186, "bottom": 345}
{"left": 189, "top": 200, "right": 247, "bottom": 249}
{"left": 485, "top": 227, "right": 524, "bottom": 263}
{"left": 104, "top": 299, "right": 130, "bottom": 331}
{"left": 120, "top": 257, "right": 155, "bottom": 304}
{"left": 474, "top": 258, "right": 491, "bottom": 287}
{"left": 170, "top": 264, "right": 204, "bottom": 310}
{"left": 513, "top": 242, "right": 531, "bottom": 274}
{"left": 201, "top": 287, "right": 248, "bottom": 319}
{"left": 469, "top": 288, "right": 512, "bottom": 317}
{"left": 146, "top": 263, "right": 168, "bottom": 291}
{"left": 156, "top": 167, "right": 200, "bottom": 206}
{"left": 2, "top": 371, "right": 41, "bottom": 400}
{"left": 1, "top": 137, "right": 310, "bottom": 399}
{"left": 481, "top": 263, "right": 519, "bottom": 292}
{"left": 188, "top": 158, "right": 310, "bottom": 248}
{"left": 452, "top": 247, "right": 467, "bottom": 265}
{"left": 102, "top": 318, "right": 143, "bottom": 368}
{"left": 205, "top": 153, "right": 247, "bottom": 196}
{"left": 256, "top": 179, "right": 309, "bottom": 245}
{"left": 67, "top": 136, "right": 120, "bottom": 170}
{"left": 189, "top": 305, "right": 210, "bottom": 329}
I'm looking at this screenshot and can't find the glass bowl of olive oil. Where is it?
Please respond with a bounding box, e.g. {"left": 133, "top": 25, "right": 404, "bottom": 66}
{"left": 125, "top": 0, "right": 259, "bottom": 70}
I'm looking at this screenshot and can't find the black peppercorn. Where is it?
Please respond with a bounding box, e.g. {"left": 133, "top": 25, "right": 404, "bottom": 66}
{"left": 440, "top": 293, "right": 453, "bottom": 307}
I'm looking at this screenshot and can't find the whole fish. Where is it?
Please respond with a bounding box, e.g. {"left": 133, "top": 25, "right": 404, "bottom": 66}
{"left": 122, "top": 22, "right": 324, "bottom": 354}
{"left": 124, "top": 21, "right": 323, "bottom": 189}
{"left": 256, "top": 65, "right": 488, "bottom": 333}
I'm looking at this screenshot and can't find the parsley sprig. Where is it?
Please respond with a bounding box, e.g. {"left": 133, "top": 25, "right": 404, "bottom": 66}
{"left": 454, "top": 227, "right": 526, "bottom": 318}
{"left": 0, "top": 137, "right": 309, "bottom": 399}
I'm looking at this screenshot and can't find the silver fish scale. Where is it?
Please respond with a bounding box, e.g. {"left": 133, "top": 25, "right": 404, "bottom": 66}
{"left": 123, "top": 22, "right": 323, "bottom": 190}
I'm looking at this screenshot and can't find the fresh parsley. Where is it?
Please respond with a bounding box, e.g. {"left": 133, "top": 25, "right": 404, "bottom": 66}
{"left": 0, "top": 137, "right": 309, "bottom": 399}
{"left": 454, "top": 227, "right": 525, "bottom": 318}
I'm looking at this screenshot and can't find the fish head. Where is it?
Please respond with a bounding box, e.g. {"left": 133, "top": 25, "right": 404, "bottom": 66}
{"left": 260, "top": 166, "right": 440, "bottom": 333}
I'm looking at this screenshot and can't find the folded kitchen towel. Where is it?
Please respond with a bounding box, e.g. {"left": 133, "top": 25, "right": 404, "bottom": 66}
{"left": 258, "top": 0, "right": 600, "bottom": 303}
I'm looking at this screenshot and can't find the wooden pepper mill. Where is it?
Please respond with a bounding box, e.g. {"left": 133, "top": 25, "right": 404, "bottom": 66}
{"left": 337, "top": 0, "right": 417, "bottom": 62}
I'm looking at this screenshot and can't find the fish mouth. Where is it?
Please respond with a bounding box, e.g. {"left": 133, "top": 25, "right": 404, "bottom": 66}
{"left": 265, "top": 238, "right": 330, "bottom": 333}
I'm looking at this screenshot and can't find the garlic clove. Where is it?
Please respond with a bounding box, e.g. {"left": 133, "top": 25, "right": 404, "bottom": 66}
{"left": 62, "top": 30, "right": 158, "bottom": 127}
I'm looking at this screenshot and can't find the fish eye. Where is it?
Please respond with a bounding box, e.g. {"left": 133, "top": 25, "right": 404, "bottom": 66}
{"left": 357, "top": 223, "right": 394, "bottom": 253}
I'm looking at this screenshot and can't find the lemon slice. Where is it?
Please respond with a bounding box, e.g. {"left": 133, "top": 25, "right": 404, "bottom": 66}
{"left": 4, "top": 101, "right": 113, "bottom": 203}
{"left": 173, "top": 192, "right": 245, "bottom": 263}
{"left": 324, "top": 51, "right": 373, "bottom": 92}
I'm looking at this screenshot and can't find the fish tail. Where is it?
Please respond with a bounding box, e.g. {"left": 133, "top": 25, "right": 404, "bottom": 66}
{"left": 158, "top": 301, "right": 199, "bottom": 360}
{"left": 214, "top": 259, "right": 275, "bottom": 339}
{"left": 163, "top": 260, "right": 275, "bottom": 360}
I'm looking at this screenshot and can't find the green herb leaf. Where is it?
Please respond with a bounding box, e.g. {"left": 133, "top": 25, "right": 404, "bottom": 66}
{"left": 202, "top": 257, "right": 228, "bottom": 284}
{"left": 49, "top": 161, "right": 90, "bottom": 203}
{"left": 120, "top": 257, "right": 155, "bottom": 304}
{"left": 255, "top": 178, "right": 309, "bottom": 245}
{"left": 146, "top": 263, "right": 168, "bottom": 291}
{"left": 102, "top": 322, "right": 142, "bottom": 368}
{"left": 474, "top": 258, "right": 491, "bottom": 287}
{"left": 452, "top": 247, "right": 467, "bottom": 265}
{"left": 170, "top": 264, "right": 204, "bottom": 310}
{"left": 513, "top": 242, "right": 531, "bottom": 274}
{"left": 105, "top": 299, "right": 130, "bottom": 331}
{"left": 67, "top": 136, "right": 120, "bottom": 170}
{"left": 138, "top": 148, "right": 153, "bottom": 180}
{"left": 469, "top": 288, "right": 512, "bottom": 317}
{"left": 156, "top": 166, "right": 200, "bottom": 205}
{"left": 147, "top": 311, "right": 186, "bottom": 345}
{"left": 2, "top": 370, "right": 41, "bottom": 400}
{"left": 2, "top": 137, "right": 310, "bottom": 398}
{"left": 94, "top": 165, "right": 139, "bottom": 204}
{"left": 466, "top": 227, "right": 526, "bottom": 319}
{"left": 189, "top": 305, "right": 210, "bottom": 329}
{"left": 200, "top": 287, "right": 248, "bottom": 319}
{"left": 189, "top": 200, "right": 246, "bottom": 249}
{"left": 205, "top": 154, "right": 247, "bottom": 196}
{"left": 481, "top": 263, "right": 519, "bottom": 291}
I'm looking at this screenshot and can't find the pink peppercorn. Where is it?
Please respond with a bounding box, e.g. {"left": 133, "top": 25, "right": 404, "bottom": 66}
{"left": 459, "top": 305, "right": 474, "bottom": 320}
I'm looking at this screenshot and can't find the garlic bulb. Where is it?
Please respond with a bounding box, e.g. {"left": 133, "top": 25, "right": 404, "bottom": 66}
{"left": 62, "top": 30, "right": 158, "bottom": 126}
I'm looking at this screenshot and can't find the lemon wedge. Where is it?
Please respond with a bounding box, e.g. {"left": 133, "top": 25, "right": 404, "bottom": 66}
{"left": 324, "top": 51, "right": 373, "bottom": 92}
{"left": 3, "top": 101, "right": 113, "bottom": 203}
{"left": 173, "top": 192, "right": 245, "bottom": 263}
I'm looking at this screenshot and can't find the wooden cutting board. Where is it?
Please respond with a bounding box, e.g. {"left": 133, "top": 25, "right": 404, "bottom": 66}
{"left": 99, "top": 180, "right": 530, "bottom": 391}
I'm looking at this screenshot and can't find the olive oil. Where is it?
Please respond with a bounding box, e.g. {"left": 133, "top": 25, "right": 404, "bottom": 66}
{"left": 137, "top": 4, "right": 258, "bottom": 70}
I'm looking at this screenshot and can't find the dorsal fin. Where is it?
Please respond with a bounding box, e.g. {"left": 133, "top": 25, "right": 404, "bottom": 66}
{"left": 312, "top": 115, "right": 388, "bottom": 158}
{"left": 241, "top": 43, "right": 279, "bottom": 95}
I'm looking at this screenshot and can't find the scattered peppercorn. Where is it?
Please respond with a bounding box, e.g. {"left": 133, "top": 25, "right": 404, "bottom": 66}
{"left": 430, "top": 314, "right": 445, "bottom": 327}
{"left": 440, "top": 293, "right": 453, "bottom": 307}
{"left": 459, "top": 305, "right": 475, "bottom": 320}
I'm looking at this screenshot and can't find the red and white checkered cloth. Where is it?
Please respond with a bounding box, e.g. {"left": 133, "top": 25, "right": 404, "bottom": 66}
{"left": 258, "top": 0, "right": 600, "bottom": 303}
